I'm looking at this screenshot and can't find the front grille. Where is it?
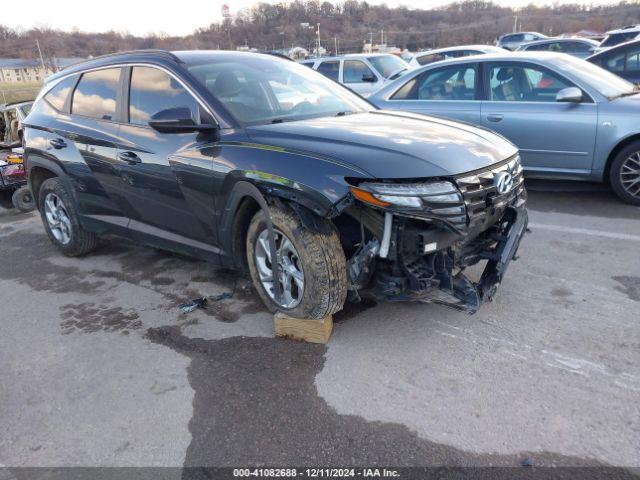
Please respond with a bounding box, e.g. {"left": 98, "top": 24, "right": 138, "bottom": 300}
{"left": 455, "top": 155, "right": 525, "bottom": 229}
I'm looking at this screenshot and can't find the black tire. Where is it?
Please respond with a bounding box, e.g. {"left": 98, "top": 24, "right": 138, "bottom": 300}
{"left": 11, "top": 186, "right": 35, "bottom": 212}
{"left": 246, "top": 205, "right": 347, "bottom": 319}
{"left": 38, "top": 177, "right": 99, "bottom": 256}
{"left": 610, "top": 141, "right": 640, "bottom": 206}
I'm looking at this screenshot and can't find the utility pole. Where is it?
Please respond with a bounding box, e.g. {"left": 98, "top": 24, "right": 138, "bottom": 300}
{"left": 513, "top": 15, "right": 518, "bottom": 33}
{"left": 334, "top": 36, "right": 338, "bottom": 55}
{"left": 36, "top": 39, "right": 46, "bottom": 73}
{"left": 316, "top": 23, "right": 321, "bottom": 57}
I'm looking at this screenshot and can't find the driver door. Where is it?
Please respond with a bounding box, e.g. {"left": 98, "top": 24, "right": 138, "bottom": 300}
{"left": 116, "top": 66, "right": 221, "bottom": 247}
{"left": 341, "top": 59, "right": 380, "bottom": 96}
{"left": 481, "top": 62, "right": 597, "bottom": 175}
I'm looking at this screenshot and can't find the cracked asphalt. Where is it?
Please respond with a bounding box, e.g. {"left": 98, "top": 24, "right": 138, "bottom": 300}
{"left": 0, "top": 181, "right": 639, "bottom": 472}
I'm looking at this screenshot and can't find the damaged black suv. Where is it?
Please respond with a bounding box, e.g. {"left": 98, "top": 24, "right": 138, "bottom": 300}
{"left": 24, "top": 50, "right": 527, "bottom": 319}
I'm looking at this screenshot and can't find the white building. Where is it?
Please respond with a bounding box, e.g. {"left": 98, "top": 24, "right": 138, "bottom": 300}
{"left": 0, "top": 58, "right": 84, "bottom": 83}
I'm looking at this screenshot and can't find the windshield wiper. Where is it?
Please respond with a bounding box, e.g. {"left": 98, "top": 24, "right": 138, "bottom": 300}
{"left": 270, "top": 118, "right": 287, "bottom": 124}
{"left": 335, "top": 111, "right": 355, "bottom": 117}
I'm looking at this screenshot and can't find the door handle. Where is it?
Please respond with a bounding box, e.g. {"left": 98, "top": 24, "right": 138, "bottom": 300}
{"left": 486, "top": 114, "right": 504, "bottom": 123}
{"left": 117, "top": 151, "right": 142, "bottom": 165}
{"left": 49, "top": 138, "right": 67, "bottom": 149}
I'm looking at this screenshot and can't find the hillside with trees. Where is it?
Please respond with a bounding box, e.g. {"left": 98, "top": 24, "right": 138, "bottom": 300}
{"left": 2, "top": 0, "right": 640, "bottom": 61}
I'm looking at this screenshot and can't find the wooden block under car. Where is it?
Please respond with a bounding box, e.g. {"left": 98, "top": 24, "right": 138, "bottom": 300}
{"left": 274, "top": 312, "right": 333, "bottom": 344}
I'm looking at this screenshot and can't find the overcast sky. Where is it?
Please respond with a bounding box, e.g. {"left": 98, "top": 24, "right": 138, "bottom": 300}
{"left": 3, "top": 0, "right": 622, "bottom": 36}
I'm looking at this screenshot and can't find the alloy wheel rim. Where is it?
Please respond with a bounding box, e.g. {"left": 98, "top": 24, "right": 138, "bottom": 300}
{"left": 620, "top": 152, "right": 640, "bottom": 199}
{"left": 254, "top": 228, "right": 304, "bottom": 309}
{"left": 44, "top": 193, "right": 72, "bottom": 245}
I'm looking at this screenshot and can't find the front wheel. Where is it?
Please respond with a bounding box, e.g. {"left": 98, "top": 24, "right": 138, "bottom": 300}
{"left": 610, "top": 142, "right": 640, "bottom": 206}
{"left": 246, "top": 205, "right": 347, "bottom": 319}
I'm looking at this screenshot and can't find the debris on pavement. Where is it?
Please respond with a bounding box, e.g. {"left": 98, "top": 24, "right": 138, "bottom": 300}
{"left": 178, "top": 297, "right": 208, "bottom": 314}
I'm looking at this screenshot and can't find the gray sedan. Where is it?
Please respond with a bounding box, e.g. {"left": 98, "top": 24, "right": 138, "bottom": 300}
{"left": 369, "top": 52, "right": 640, "bottom": 205}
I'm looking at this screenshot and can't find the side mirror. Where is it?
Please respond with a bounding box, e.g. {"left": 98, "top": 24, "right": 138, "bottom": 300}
{"left": 362, "top": 74, "right": 377, "bottom": 83}
{"left": 556, "top": 87, "right": 583, "bottom": 103}
{"left": 148, "top": 107, "right": 217, "bottom": 133}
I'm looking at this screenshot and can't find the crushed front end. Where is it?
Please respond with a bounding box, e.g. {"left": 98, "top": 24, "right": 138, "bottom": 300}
{"left": 342, "top": 155, "right": 527, "bottom": 313}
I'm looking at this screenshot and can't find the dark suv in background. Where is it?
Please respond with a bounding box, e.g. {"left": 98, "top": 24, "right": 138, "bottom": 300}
{"left": 23, "top": 50, "right": 527, "bottom": 319}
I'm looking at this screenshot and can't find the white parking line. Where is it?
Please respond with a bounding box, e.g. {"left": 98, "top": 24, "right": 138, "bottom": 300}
{"left": 529, "top": 223, "right": 640, "bottom": 242}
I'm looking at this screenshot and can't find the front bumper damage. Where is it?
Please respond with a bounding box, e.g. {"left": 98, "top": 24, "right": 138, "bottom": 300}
{"left": 348, "top": 202, "right": 527, "bottom": 313}
{"left": 344, "top": 156, "right": 529, "bottom": 313}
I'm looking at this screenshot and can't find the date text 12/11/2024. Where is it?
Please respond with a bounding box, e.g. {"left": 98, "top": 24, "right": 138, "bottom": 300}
{"left": 233, "top": 468, "right": 400, "bottom": 478}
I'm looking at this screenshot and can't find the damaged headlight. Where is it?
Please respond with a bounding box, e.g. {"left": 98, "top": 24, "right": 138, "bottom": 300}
{"left": 350, "top": 181, "right": 462, "bottom": 209}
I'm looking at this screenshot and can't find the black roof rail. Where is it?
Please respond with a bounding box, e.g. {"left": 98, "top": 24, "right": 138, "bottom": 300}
{"left": 82, "top": 49, "right": 183, "bottom": 64}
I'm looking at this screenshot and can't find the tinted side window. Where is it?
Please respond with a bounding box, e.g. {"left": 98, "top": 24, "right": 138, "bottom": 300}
{"left": 565, "top": 41, "right": 594, "bottom": 53}
{"left": 526, "top": 43, "right": 549, "bottom": 51}
{"left": 72, "top": 68, "right": 121, "bottom": 120}
{"left": 129, "top": 67, "right": 199, "bottom": 126}
{"left": 316, "top": 61, "right": 339, "bottom": 81}
{"left": 343, "top": 60, "right": 375, "bottom": 83}
{"left": 626, "top": 47, "right": 640, "bottom": 71}
{"left": 417, "top": 66, "right": 476, "bottom": 100}
{"left": 44, "top": 75, "right": 77, "bottom": 111}
{"left": 488, "top": 64, "right": 572, "bottom": 102}
{"left": 604, "top": 52, "right": 626, "bottom": 72}
{"left": 392, "top": 65, "right": 476, "bottom": 100}
{"left": 417, "top": 53, "right": 444, "bottom": 66}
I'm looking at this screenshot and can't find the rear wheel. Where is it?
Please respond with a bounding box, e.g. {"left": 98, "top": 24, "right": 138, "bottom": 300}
{"left": 38, "top": 177, "right": 99, "bottom": 256}
{"left": 610, "top": 142, "right": 640, "bottom": 206}
{"left": 246, "top": 205, "right": 347, "bottom": 319}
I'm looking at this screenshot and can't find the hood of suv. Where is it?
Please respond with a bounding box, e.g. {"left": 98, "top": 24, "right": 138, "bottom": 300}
{"left": 246, "top": 111, "right": 517, "bottom": 179}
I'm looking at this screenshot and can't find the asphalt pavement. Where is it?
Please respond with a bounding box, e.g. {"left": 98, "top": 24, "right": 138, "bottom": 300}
{"left": 0, "top": 183, "right": 638, "bottom": 472}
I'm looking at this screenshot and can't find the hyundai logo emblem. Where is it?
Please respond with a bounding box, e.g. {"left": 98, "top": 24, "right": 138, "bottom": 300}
{"left": 494, "top": 171, "right": 514, "bottom": 195}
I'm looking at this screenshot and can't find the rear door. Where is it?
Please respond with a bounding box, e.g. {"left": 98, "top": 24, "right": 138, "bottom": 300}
{"left": 116, "top": 65, "right": 221, "bottom": 247}
{"left": 379, "top": 62, "right": 481, "bottom": 124}
{"left": 63, "top": 67, "right": 130, "bottom": 226}
{"left": 480, "top": 61, "right": 597, "bottom": 175}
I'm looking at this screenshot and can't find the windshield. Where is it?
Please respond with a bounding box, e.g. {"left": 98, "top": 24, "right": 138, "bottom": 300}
{"left": 182, "top": 53, "right": 371, "bottom": 126}
{"left": 550, "top": 55, "right": 636, "bottom": 98}
{"left": 367, "top": 55, "right": 409, "bottom": 79}
{"left": 601, "top": 32, "right": 639, "bottom": 48}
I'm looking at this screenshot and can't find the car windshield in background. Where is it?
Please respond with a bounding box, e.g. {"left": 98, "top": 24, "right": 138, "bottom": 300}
{"left": 551, "top": 55, "right": 637, "bottom": 98}
{"left": 182, "top": 54, "right": 371, "bottom": 125}
{"left": 601, "top": 32, "right": 638, "bottom": 47}
{"left": 367, "top": 55, "right": 408, "bottom": 79}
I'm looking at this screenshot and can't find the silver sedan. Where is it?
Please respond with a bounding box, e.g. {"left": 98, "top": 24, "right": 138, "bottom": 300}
{"left": 369, "top": 52, "right": 640, "bottom": 205}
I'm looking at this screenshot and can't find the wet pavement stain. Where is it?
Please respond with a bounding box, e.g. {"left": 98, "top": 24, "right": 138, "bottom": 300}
{"left": 145, "top": 326, "right": 615, "bottom": 472}
{"left": 551, "top": 287, "right": 573, "bottom": 298}
{"left": 60, "top": 302, "right": 142, "bottom": 334}
{"left": 2, "top": 231, "right": 106, "bottom": 294}
{"left": 612, "top": 276, "right": 640, "bottom": 302}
